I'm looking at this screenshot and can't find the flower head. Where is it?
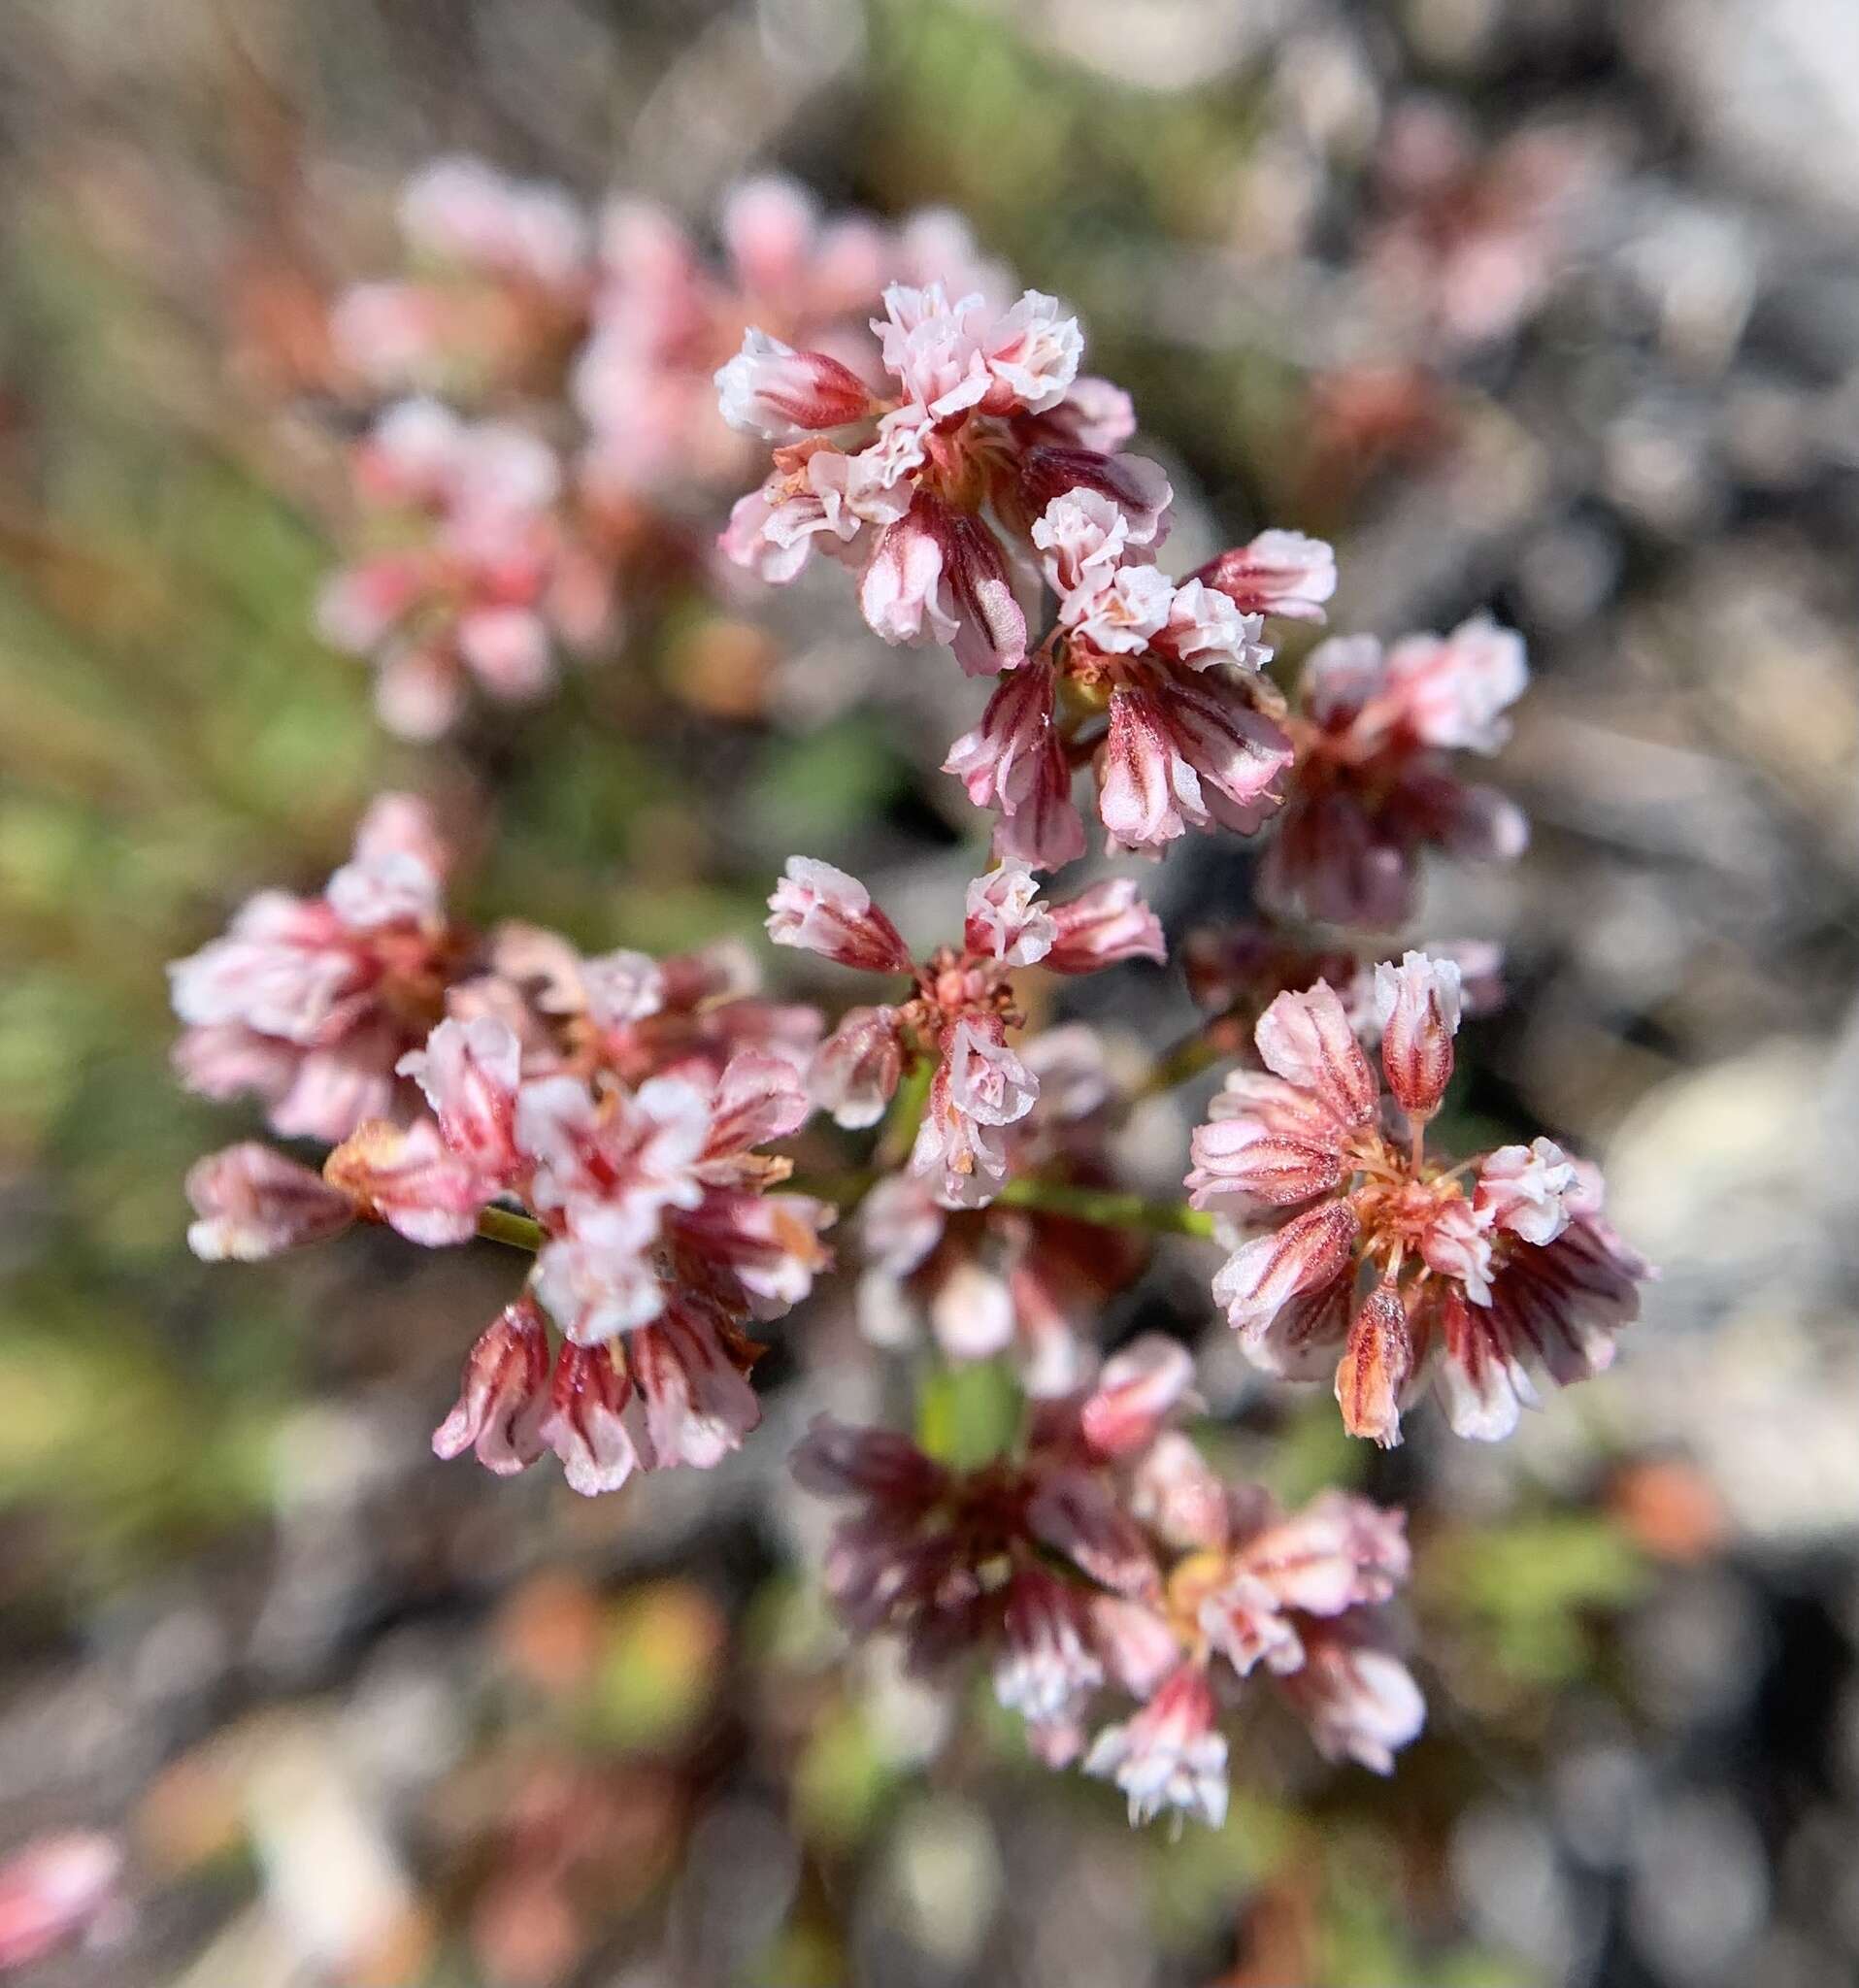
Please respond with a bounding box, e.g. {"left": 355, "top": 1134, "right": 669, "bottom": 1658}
{"left": 1189, "top": 962, "right": 1649, "bottom": 1445}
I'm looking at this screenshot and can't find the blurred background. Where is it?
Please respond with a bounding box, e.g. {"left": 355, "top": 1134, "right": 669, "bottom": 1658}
{"left": 3, "top": 0, "right": 1859, "bottom": 1982}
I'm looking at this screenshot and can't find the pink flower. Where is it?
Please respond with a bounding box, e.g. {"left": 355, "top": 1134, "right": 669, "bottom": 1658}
{"left": 397, "top": 1014, "right": 523, "bottom": 1179}
{"left": 1152, "top": 579, "right": 1269, "bottom": 674}
{"left": 994, "top": 1570, "right": 1104, "bottom": 1723}
{"left": 721, "top": 281, "right": 1174, "bottom": 683}
{"left": 1279, "top": 1629, "right": 1426, "bottom": 1773}
{"left": 323, "top": 403, "right": 609, "bottom": 738}
{"left": 184, "top": 1143, "right": 355, "bottom": 1261}
{"left": 323, "top": 1117, "right": 492, "bottom": 1247}
{"left": 1032, "top": 487, "right": 1133, "bottom": 603}
{"left": 398, "top": 155, "right": 588, "bottom": 291}
{"left": 1212, "top": 1203, "right": 1360, "bottom": 1342}
{"left": 530, "top": 1218, "right": 670, "bottom": 1345}
{"left": 1254, "top": 980, "right": 1380, "bottom": 1128}
{"left": 541, "top": 1341, "right": 647, "bottom": 1496}
{"left": 1012, "top": 446, "right": 1173, "bottom": 546}
{"left": 1475, "top": 1137, "right": 1577, "bottom": 1244}
{"left": 766, "top": 857, "right": 912, "bottom": 973}
{"left": 627, "top": 1295, "right": 762, "bottom": 1469}
{"left": 912, "top": 1019, "right": 1036, "bottom": 1209}
{"left": 517, "top": 1073, "right": 708, "bottom": 1226}
{"left": 976, "top": 289, "right": 1083, "bottom": 414}
{"left": 432, "top": 1298, "right": 552, "bottom": 1474}
{"left": 1096, "top": 663, "right": 1294, "bottom": 852}
{"left": 1083, "top": 1664, "right": 1229, "bottom": 1830}
{"left": 168, "top": 799, "right": 467, "bottom": 1147}
{"left": 963, "top": 863, "right": 1056, "bottom": 966}
{"left": 1383, "top": 616, "right": 1528, "bottom": 751}
{"left": 1078, "top": 1335, "right": 1196, "bottom": 1457}
{"left": 1372, "top": 950, "right": 1462, "bottom": 1122}
{"left": 1189, "top": 968, "right": 1649, "bottom": 1443}
{"left": 1427, "top": 1170, "right": 1651, "bottom": 1441}
{"left": 859, "top": 492, "right": 1027, "bottom": 678}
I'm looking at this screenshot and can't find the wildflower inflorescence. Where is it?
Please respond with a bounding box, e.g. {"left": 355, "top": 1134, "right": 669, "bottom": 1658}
{"left": 177, "top": 164, "right": 1653, "bottom": 1833}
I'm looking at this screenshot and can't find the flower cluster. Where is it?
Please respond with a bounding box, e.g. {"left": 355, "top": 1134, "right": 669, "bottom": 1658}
{"left": 315, "top": 400, "right": 618, "bottom": 737}
{"left": 797, "top": 1336, "right": 1422, "bottom": 1830}
{"left": 179, "top": 191, "right": 1661, "bottom": 1835}
{"left": 179, "top": 822, "right": 833, "bottom": 1496}
{"left": 1260, "top": 618, "right": 1530, "bottom": 926}
{"left": 169, "top": 793, "right": 465, "bottom": 1142}
{"left": 767, "top": 854, "right": 1163, "bottom": 1207}
{"left": 321, "top": 161, "right": 1011, "bottom": 732}
{"left": 1188, "top": 953, "right": 1651, "bottom": 1445}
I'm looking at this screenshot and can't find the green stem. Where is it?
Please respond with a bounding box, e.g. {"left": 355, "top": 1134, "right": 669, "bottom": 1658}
{"left": 1130, "top": 1027, "right": 1228, "bottom": 1102}
{"left": 874, "top": 1054, "right": 933, "bottom": 1172}
{"left": 471, "top": 1170, "right": 1212, "bottom": 1258}
{"left": 476, "top": 1205, "right": 544, "bottom": 1253}
{"left": 992, "top": 1177, "right": 1215, "bottom": 1238}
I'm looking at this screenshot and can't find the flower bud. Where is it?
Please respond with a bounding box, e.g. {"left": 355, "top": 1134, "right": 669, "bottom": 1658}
{"left": 1335, "top": 1279, "right": 1413, "bottom": 1447}
{"left": 1373, "top": 950, "right": 1462, "bottom": 1121}
{"left": 432, "top": 1298, "right": 551, "bottom": 1474}
{"left": 809, "top": 1008, "right": 904, "bottom": 1130}
{"left": 714, "top": 327, "right": 876, "bottom": 440}
{"left": 1043, "top": 878, "right": 1166, "bottom": 973}
{"left": 963, "top": 862, "right": 1055, "bottom": 966}
{"left": 1194, "top": 529, "right": 1336, "bottom": 623}
{"left": 184, "top": 1143, "right": 355, "bottom": 1261}
{"left": 1079, "top": 1335, "right": 1195, "bottom": 1457}
{"left": 766, "top": 857, "right": 912, "bottom": 973}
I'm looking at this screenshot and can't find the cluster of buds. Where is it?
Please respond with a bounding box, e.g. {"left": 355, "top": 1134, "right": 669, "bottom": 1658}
{"left": 168, "top": 794, "right": 466, "bottom": 1142}
{"left": 797, "top": 1336, "right": 1422, "bottom": 1830}
{"left": 321, "top": 161, "right": 1012, "bottom": 732}
{"left": 1260, "top": 618, "right": 1529, "bottom": 925}
{"left": 315, "top": 400, "right": 618, "bottom": 737}
{"left": 717, "top": 273, "right": 1538, "bottom": 912}
{"left": 178, "top": 813, "right": 833, "bottom": 1496}
{"left": 1189, "top": 953, "right": 1650, "bottom": 1445}
{"left": 768, "top": 855, "right": 1163, "bottom": 1206}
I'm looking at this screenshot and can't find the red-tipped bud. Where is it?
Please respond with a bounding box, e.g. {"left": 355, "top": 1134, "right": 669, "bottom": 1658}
{"left": 1045, "top": 878, "right": 1167, "bottom": 974}
{"left": 184, "top": 1143, "right": 355, "bottom": 1261}
{"left": 714, "top": 327, "right": 876, "bottom": 440}
{"left": 1373, "top": 950, "right": 1462, "bottom": 1121}
{"left": 766, "top": 856, "right": 912, "bottom": 974}
{"left": 1194, "top": 529, "right": 1336, "bottom": 623}
{"left": 1254, "top": 981, "right": 1378, "bottom": 1128}
{"left": 432, "top": 1297, "right": 551, "bottom": 1474}
{"left": 1335, "top": 1279, "right": 1414, "bottom": 1448}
